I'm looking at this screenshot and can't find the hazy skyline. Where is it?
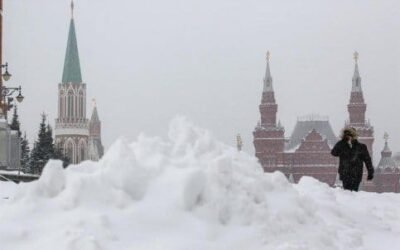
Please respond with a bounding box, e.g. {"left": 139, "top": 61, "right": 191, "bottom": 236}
{"left": 4, "top": 0, "right": 400, "bottom": 162}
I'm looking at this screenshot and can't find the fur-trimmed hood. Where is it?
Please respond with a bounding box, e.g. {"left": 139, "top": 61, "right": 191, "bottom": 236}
{"left": 341, "top": 127, "right": 358, "bottom": 140}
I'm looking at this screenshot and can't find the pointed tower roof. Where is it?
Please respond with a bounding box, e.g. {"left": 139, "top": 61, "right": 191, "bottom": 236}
{"left": 90, "top": 99, "right": 100, "bottom": 122}
{"left": 352, "top": 51, "right": 362, "bottom": 92}
{"left": 62, "top": 1, "right": 82, "bottom": 83}
{"left": 263, "top": 51, "right": 273, "bottom": 92}
{"left": 90, "top": 106, "right": 99, "bottom": 122}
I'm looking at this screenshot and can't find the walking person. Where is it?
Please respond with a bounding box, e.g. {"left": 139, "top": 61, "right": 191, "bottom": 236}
{"left": 331, "top": 127, "right": 374, "bottom": 191}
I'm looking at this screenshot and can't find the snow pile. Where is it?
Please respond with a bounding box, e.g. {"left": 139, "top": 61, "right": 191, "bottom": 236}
{"left": 1, "top": 117, "right": 400, "bottom": 250}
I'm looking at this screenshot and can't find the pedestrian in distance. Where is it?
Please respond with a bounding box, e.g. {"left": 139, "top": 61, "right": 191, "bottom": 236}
{"left": 331, "top": 127, "right": 374, "bottom": 191}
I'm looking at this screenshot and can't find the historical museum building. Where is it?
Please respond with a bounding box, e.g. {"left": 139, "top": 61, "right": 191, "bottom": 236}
{"left": 55, "top": 2, "right": 104, "bottom": 164}
{"left": 253, "top": 52, "right": 400, "bottom": 193}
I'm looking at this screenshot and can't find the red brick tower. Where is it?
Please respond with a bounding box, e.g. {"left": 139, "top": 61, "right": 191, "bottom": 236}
{"left": 346, "top": 52, "right": 374, "bottom": 158}
{"left": 253, "top": 52, "right": 285, "bottom": 169}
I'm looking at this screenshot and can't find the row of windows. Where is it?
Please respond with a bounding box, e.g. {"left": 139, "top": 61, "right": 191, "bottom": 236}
{"left": 59, "top": 91, "right": 85, "bottom": 119}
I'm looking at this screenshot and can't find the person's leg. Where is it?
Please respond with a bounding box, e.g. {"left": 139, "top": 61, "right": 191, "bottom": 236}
{"left": 342, "top": 179, "right": 360, "bottom": 192}
{"left": 350, "top": 175, "right": 362, "bottom": 192}
{"left": 351, "top": 181, "right": 360, "bottom": 192}
{"left": 342, "top": 180, "right": 352, "bottom": 191}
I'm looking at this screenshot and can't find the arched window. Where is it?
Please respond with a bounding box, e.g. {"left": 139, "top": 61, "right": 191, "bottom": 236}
{"left": 81, "top": 147, "right": 85, "bottom": 161}
{"left": 59, "top": 90, "right": 64, "bottom": 118}
{"left": 68, "top": 90, "right": 74, "bottom": 118}
{"left": 79, "top": 90, "right": 84, "bottom": 118}
{"left": 74, "top": 94, "right": 78, "bottom": 118}
{"left": 65, "top": 139, "right": 75, "bottom": 163}
{"left": 78, "top": 139, "right": 87, "bottom": 162}
{"left": 64, "top": 95, "right": 68, "bottom": 118}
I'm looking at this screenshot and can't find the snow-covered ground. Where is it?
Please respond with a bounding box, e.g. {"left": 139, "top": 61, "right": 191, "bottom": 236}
{"left": 0, "top": 117, "right": 399, "bottom": 250}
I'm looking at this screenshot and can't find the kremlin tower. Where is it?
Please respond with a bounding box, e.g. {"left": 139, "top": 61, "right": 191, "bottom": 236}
{"left": 54, "top": 1, "right": 104, "bottom": 164}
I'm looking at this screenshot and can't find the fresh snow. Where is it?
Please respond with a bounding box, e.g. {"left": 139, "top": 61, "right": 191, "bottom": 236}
{"left": 0, "top": 117, "right": 399, "bottom": 250}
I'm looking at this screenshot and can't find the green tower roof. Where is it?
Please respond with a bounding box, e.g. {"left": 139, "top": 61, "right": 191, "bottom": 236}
{"left": 62, "top": 18, "right": 82, "bottom": 83}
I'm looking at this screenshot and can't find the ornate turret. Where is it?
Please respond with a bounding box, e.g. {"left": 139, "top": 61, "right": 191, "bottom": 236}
{"left": 377, "top": 133, "right": 396, "bottom": 169}
{"left": 253, "top": 52, "right": 285, "bottom": 169}
{"left": 89, "top": 100, "right": 100, "bottom": 135}
{"left": 88, "top": 99, "right": 104, "bottom": 161}
{"left": 369, "top": 133, "right": 400, "bottom": 193}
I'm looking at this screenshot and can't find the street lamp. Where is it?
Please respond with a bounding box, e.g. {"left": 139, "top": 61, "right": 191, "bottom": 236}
{"left": 2, "top": 85, "right": 24, "bottom": 114}
{"left": 1, "top": 62, "right": 11, "bottom": 81}
{"left": 16, "top": 92, "right": 24, "bottom": 103}
{"left": 0, "top": 62, "right": 23, "bottom": 118}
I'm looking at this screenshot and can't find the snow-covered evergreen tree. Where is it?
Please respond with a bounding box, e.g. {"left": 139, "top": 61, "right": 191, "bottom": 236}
{"left": 29, "top": 114, "right": 48, "bottom": 174}
{"left": 29, "top": 114, "right": 70, "bottom": 174}
{"left": 9, "top": 106, "right": 21, "bottom": 137}
{"left": 45, "top": 123, "right": 70, "bottom": 167}
{"left": 20, "top": 132, "right": 30, "bottom": 173}
{"left": 9, "top": 106, "right": 31, "bottom": 172}
{"left": 44, "top": 124, "right": 55, "bottom": 159}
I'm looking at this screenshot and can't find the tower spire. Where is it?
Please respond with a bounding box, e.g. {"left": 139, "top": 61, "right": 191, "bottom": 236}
{"left": 62, "top": 2, "right": 82, "bottom": 83}
{"left": 71, "top": 1, "right": 74, "bottom": 19}
{"left": 90, "top": 99, "right": 99, "bottom": 122}
{"left": 263, "top": 51, "right": 273, "bottom": 92}
{"left": 258, "top": 51, "right": 279, "bottom": 126}
{"left": 383, "top": 132, "right": 390, "bottom": 152}
{"left": 352, "top": 51, "right": 362, "bottom": 92}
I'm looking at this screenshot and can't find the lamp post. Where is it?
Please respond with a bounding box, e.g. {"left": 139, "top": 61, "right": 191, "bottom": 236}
{"left": 1, "top": 85, "right": 24, "bottom": 118}
{"left": 0, "top": 62, "right": 23, "bottom": 119}
{"left": 1, "top": 62, "right": 11, "bottom": 81}
{"left": 0, "top": 0, "right": 4, "bottom": 116}
{"left": 0, "top": 1, "right": 21, "bottom": 119}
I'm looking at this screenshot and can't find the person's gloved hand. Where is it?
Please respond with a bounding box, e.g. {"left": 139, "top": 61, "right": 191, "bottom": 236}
{"left": 367, "top": 173, "right": 374, "bottom": 181}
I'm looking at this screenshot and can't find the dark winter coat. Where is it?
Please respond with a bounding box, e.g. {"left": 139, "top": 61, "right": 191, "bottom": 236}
{"left": 331, "top": 139, "right": 374, "bottom": 183}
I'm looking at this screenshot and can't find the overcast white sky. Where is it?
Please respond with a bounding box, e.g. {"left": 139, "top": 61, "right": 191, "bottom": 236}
{"left": 4, "top": 0, "right": 400, "bottom": 162}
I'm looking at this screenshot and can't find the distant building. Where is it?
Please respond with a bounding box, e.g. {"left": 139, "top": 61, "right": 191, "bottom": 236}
{"left": 55, "top": 2, "right": 104, "bottom": 164}
{"left": 253, "top": 52, "right": 400, "bottom": 193}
